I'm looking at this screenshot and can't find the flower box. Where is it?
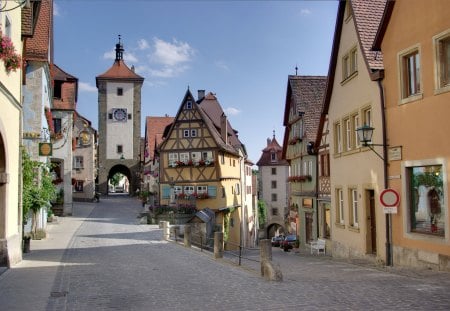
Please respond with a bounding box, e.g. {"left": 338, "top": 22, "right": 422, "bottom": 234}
{"left": 288, "top": 175, "right": 312, "bottom": 182}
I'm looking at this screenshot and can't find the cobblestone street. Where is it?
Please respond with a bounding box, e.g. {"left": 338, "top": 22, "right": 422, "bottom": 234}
{"left": 1, "top": 196, "right": 450, "bottom": 310}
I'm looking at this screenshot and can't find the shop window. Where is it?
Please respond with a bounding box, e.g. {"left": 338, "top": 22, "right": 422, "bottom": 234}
{"left": 407, "top": 164, "right": 445, "bottom": 237}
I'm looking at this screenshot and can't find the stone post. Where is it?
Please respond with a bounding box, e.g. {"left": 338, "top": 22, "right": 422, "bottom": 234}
{"left": 214, "top": 231, "right": 224, "bottom": 259}
{"left": 162, "top": 221, "right": 170, "bottom": 241}
{"left": 260, "top": 239, "right": 272, "bottom": 261}
{"left": 184, "top": 225, "right": 191, "bottom": 248}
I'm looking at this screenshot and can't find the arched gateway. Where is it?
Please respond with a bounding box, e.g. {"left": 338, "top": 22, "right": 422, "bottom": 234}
{"left": 96, "top": 36, "right": 144, "bottom": 196}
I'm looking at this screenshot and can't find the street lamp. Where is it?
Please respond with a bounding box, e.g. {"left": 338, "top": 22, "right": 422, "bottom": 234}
{"left": 120, "top": 154, "right": 125, "bottom": 160}
{"left": 356, "top": 124, "right": 385, "bottom": 160}
{"left": 356, "top": 124, "right": 392, "bottom": 266}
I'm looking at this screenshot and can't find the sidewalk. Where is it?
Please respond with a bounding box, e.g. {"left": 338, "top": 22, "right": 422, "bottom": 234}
{"left": 0, "top": 202, "right": 95, "bottom": 311}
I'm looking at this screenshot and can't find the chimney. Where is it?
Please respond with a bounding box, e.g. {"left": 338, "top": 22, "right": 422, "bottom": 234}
{"left": 221, "top": 113, "right": 228, "bottom": 144}
{"left": 198, "top": 90, "right": 205, "bottom": 101}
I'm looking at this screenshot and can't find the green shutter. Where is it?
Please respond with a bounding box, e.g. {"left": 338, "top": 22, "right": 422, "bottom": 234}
{"left": 162, "top": 185, "right": 171, "bottom": 199}
{"left": 208, "top": 186, "right": 217, "bottom": 198}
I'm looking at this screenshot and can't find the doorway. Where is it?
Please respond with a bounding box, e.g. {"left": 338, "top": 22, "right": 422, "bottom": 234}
{"left": 366, "top": 189, "right": 377, "bottom": 254}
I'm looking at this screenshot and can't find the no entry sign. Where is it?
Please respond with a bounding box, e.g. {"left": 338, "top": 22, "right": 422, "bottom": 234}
{"left": 380, "top": 188, "right": 400, "bottom": 214}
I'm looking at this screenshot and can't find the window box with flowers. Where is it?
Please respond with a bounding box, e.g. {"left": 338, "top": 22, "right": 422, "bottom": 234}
{"left": 288, "top": 175, "right": 312, "bottom": 182}
{"left": 192, "top": 192, "right": 209, "bottom": 199}
{"left": 0, "top": 32, "right": 21, "bottom": 73}
{"left": 288, "top": 136, "right": 301, "bottom": 145}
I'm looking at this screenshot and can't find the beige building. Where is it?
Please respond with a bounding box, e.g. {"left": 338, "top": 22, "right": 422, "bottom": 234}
{"left": 325, "top": 0, "right": 387, "bottom": 263}
{"left": 374, "top": 0, "right": 450, "bottom": 270}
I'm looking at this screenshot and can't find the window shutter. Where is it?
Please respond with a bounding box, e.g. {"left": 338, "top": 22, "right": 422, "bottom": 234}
{"left": 208, "top": 186, "right": 217, "bottom": 198}
{"left": 162, "top": 185, "right": 171, "bottom": 199}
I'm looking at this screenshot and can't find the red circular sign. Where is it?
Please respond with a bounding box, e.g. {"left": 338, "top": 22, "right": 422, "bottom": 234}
{"left": 380, "top": 188, "right": 400, "bottom": 207}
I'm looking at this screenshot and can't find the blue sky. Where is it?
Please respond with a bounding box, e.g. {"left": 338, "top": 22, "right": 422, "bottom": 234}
{"left": 53, "top": 0, "right": 338, "bottom": 165}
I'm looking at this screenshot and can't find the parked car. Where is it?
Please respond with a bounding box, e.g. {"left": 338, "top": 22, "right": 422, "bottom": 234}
{"left": 271, "top": 236, "right": 284, "bottom": 247}
{"left": 281, "top": 235, "right": 298, "bottom": 251}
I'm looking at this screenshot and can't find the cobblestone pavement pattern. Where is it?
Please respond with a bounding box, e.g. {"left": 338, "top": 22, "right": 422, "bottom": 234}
{"left": 1, "top": 196, "right": 450, "bottom": 310}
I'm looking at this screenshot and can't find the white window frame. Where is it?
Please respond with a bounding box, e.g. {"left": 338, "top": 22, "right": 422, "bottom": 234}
{"left": 179, "top": 152, "right": 189, "bottom": 163}
{"left": 350, "top": 188, "right": 358, "bottom": 228}
{"left": 168, "top": 153, "right": 178, "bottom": 166}
{"left": 335, "top": 122, "right": 342, "bottom": 154}
{"left": 191, "top": 129, "right": 197, "bottom": 137}
{"left": 345, "top": 118, "right": 351, "bottom": 151}
{"left": 197, "top": 185, "right": 208, "bottom": 194}
{"left": 353, "top": 114, "right": 360, "bottom": 148}
{"left": 433, "top": 29, "right": 450, "bottom": 94}
{"left": 183, "top": 129, "right": 190, "bottom": 137}
{"left": 174, "top": 186, "right": 182, "bottom": 195}
{"left": 73, "top": 156, "right": 84, "bottom": 169}
{"left": 186, "top": 101, "right": 192, "bottom": 109}
{"left": 184, "top": 186, "right": 194, "bottom": 195}
{"left": 398, "top": 45, "right": 423, "bottom": 104}
{"left": 337, "top": 188, "right": 344, "bottom": 225}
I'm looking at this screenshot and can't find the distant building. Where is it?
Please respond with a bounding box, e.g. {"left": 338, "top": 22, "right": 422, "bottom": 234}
{"left": 158, "top": 89, "right": 251, "bottom": 249}
{"left": 50, "top": 64, "right": 78, "bottom": 216}
{"left": 256, "top": 133, "right": 289, "bottom": 238}
{"left": 142, "top": 115, "right": 174, "bottom": 205}
{"left": 282, "top": 75, "right": 326, "bottom": 246}
{"left": 72, "top": 112, "right": 97, "bottom": 202}
{"left": 96, "top": 37, "right": 144, "bottom": 196}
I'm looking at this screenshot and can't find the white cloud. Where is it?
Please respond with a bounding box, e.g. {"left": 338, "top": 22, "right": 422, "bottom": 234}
{"left": 151, "top": 37, "right": 195, "bottom": 66}
{"left": 53, "top": 2, "right": 60, "bottom": 16}
{"left": 224, "top": 107, "right": 241, "bottom": 116}
{"left": 79, "top": 82, "right": 97, "bottom": 93}
{"left": 138, "top": 39, "right": 150, "bottom": 50}
{"left": 215, "top": 60, "right": 230, "bottom": 72}
{"left": 300, "top": 8, "right": 312, "bottom": 16}
{"left": 149, "top": 65, "right": 190, "bottom": 79}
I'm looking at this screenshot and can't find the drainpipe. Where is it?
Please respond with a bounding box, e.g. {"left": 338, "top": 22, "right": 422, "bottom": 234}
{"left": 377, "top": 78, "right": 392, "bottom": 266}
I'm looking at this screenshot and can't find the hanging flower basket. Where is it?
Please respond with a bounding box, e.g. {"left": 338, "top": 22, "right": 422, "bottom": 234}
{"left": 0, "top": 33, "right": 21, "bottom": 73}
{"left": 288, "top": 175, "right": 312, "bottom": 182}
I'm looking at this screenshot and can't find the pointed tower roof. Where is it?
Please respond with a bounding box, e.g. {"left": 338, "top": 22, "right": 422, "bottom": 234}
{"left": 96, "top": 36, "right": 144, "bottom": 86}
{"left": 256, "top": 132, "right": 288, "bottom": 166}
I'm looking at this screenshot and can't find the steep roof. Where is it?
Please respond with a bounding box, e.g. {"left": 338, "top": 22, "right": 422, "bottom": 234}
{"left": 198, "top": 92, "right": 245, "bottom": 157}
{"left": 25, "top": 0, "right": 53, "bottom": 62}
{"left": 282, "top": 75, "right": 327, "bottom": 156}
{"left": 96, "top": 59, "right": 144, "bottom": 86}
{"left": 256, "top": 134, "right": 289, "bottom": 166}
{"left": 51, "top": 63, "right": 78, "bottom": 110}
{"left": 145, "top": 116, "right": 174, "bottom": 161}
{"left": 351, "top": 0, "right": 388, "bottom": 70}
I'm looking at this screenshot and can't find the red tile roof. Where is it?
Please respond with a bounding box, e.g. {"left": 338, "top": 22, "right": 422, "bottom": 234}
{"left": 145, "top": 116, "right": 174, "bottom": 162}
{"left": 256, "top": 135, "right": 288, "bottom": 166}
{"left": 25, "top": 0, "right": 53, "bottom": 62}
{"left": 96, "top": 60, "right": 144, "bottom": 86}
{"left": 351, "top": 0, "right": 387, "bottom": 70}
{"left": 52, "top": 64, "right": 78, "bottom": 110}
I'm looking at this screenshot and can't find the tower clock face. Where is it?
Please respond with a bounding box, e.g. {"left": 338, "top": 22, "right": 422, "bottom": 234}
{"left": 113, "top": 108, "right": 127, "bottom": 121}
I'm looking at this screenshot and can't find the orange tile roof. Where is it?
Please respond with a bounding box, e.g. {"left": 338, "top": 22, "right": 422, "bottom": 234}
{"left": 25, "top": 0, "right": 53, "bottom": 62}
{"left": 96, "top": 60, "right": 144, "bottom": 86}
{"left": 145, "top": 116, "right": 174, "bottom": 161}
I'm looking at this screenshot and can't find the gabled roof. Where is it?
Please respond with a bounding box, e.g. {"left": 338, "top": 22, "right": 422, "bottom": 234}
{"left": 256, "top": 134, "right": 289, "bottom": 166}
{"left": 51, "top": 63, "right": 78, "bottom": 110}
{"left": 25, "top": 0, "right": 52, "bottom": 62}
{"left": 282, "top": 75, "right": 327, "bottom": 157}
{"left": 96, "top": 60, "right": 144, "bottom": 86}
{"left": 145, "top": 116, "right": 174, "bottom": 161}
{"left": 160, "top": 89, "right": 245, "bottom": 158}
{"left": 315, "top": 0, "right": 388, "bottom": 148}
{"left": 351, "top": 0, "right": 388, "bottom": 71}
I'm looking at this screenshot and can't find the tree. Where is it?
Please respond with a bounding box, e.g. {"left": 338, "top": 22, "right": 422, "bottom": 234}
{"left": 110, "top": 172, "right": 123, "bottom": 186}
{"left": 258, "top": 200, "right": 267, "bottom": 229}
{"left": 22, "top": 149, "right": 57, "bottom": 237}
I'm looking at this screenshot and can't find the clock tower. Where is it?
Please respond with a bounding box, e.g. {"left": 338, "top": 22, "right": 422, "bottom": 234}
{"left": 96, "top": 36, "right": 144, "bottom": 195}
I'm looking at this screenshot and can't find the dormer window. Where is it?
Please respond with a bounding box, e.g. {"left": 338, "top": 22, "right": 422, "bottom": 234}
{"left": 186, "top": 101, "right": 192, "bottom": 109}
{"left": 271, "top": 152, "right": 277, "bottom": 162}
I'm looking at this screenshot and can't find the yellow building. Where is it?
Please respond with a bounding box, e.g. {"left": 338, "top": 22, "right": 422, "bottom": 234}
{"left": 0, "top": 2, "right": 25, "bottom": 265}
{"left": 158, "top": 90, "right": 247, "bottom": 249}
{"left": 374, "top": 0, "right": 450, "bottom": 270}
{"left": 325, "top": 0, "right": 387, "bottom": 263}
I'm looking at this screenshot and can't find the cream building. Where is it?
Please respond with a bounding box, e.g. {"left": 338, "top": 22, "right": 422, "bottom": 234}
{"left": 0, "top": 2, "right": 24, "bottom": 265}
{"left": 326, "top": 0, "right": 387, "bottom": 263}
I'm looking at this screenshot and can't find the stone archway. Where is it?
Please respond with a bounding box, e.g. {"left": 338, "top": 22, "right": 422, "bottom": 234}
{"left": 266, "top": 222, "right": 285, "bottom": 239}
{"left": 107, "top": 164, "right": 132, "bottom": 195}
{"left": 0, "top": 133, "right": 7, "bottom": 265}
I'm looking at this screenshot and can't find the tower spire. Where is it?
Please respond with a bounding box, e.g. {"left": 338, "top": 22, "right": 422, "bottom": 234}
{"left": 115, "top": 34, "right": 124, "bottom": 61}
